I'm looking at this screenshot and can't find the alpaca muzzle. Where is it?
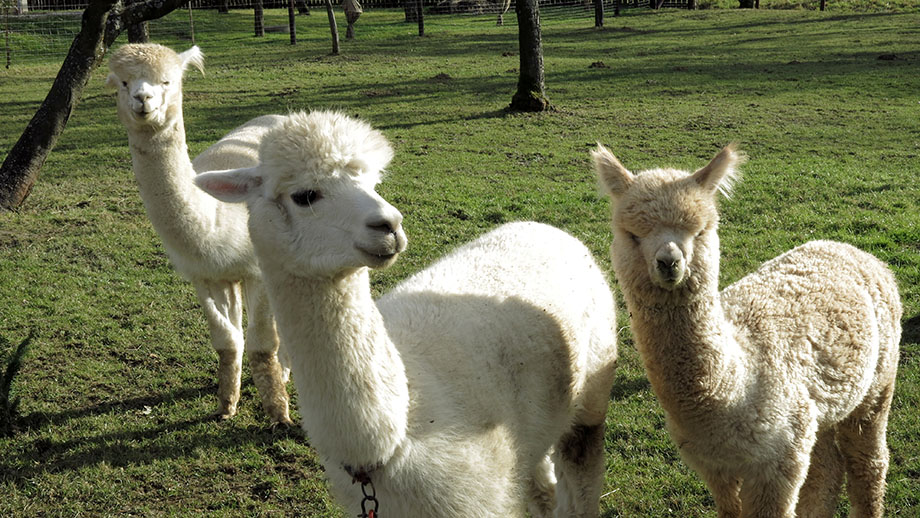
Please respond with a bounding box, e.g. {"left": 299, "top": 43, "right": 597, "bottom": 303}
{"left": 653, "top": 243, "right": 687, "bottom": 288}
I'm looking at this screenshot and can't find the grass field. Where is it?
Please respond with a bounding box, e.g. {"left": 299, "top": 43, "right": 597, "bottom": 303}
{"left": 1, "top": 5, "right": 918, "bottom": 517}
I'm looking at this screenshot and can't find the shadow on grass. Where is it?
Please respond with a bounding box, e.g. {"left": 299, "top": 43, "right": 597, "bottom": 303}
{"left": 609, "top": 374, "right": 651, "bottom": 402}
{"left": 1, "top": 383, "right": 303, "bottom": 485}
{"left": 902, "top": 312, "right": 920, "bottom": 346}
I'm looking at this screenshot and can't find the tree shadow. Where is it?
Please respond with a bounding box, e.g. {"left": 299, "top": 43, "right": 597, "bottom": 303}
{"left": 1, "top": 383, "right": 303, "bottom": 484}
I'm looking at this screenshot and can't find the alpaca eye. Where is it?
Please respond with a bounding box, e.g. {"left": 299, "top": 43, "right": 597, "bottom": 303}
{"left": 291, "top": 190, "right": 321, "bottom": 206}
{"left": 162, "top": 81, "right": 171, "bottom": 86}
{"left": 626, "top": 232, "right": 640, "bottom": 245}
{"left": 121, "top": 81, "right": 127, "bottom": 88}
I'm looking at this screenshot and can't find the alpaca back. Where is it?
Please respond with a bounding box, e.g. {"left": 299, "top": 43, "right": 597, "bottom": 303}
{"left": 379, "top": 221, "right": 618, "bottom": 445}
{"left": 720, "top": 240, "right": 901, "bottom": 425}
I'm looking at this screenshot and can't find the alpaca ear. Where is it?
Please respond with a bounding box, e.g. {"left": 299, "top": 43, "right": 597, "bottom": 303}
{"left": 105, "top": 72, "right": 120, "bottom": 90}
{"left": 691, "top": 144, "right": 745, "bottom": 198}
{"left": 179, "top": 46, "right": 205, "bottom": 76}
{"left": 592, "top": 143, "right": 634, "bottom": 198}
{"left": 195, "top": 167, "right": 262, "bottom": 204}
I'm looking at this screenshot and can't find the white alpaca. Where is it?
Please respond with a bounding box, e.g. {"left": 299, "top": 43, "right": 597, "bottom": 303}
{"left": 195, "top": 110, "right": 619, "bottom": 517}
{"left": 593, "top": 144, "right": 901, "bottom": 518}
{"left": 107, "top": 43, "right": 292, "bottom": 425}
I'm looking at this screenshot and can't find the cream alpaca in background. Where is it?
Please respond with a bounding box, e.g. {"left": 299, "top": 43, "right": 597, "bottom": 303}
{"left": 594, "top": 144, "right": 900, "bottom": 518}
{"left": 107, "top": 43, "right": 292, "bottom": 425}
{"left": 196, "top": 110, "right": 619, "bottom": 517}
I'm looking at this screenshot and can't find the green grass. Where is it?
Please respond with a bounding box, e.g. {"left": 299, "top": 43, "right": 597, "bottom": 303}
{"left": 1, "top": 6, "right": 918, "bottom": 517}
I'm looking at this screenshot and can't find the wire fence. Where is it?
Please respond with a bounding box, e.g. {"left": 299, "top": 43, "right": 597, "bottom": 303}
{"left": 2, "top": 0, "right": 692, "bottom": 67}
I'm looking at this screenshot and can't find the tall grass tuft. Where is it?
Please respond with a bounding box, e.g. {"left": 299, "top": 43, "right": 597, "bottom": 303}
{"left": 0, "top": 332, "right": 31, "bottom": 437}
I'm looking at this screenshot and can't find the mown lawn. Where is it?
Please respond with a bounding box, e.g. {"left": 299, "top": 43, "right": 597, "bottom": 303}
{"left": 1, "top": 6, "right": 917, "bottom": 517}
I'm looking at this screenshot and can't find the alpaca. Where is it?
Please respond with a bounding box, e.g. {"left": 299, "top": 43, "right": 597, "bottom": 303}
{"left": 593, "top": 144, "right": 901, "bottom": 518}
{"left": 195, "top": 110, "right": 619, "bottom": 517}
{"left": 107, "top": 43, "right": 292, "bottom": 425}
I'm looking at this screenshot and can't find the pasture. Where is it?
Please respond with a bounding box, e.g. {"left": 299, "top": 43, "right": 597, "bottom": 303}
{"left": 1, "top": 6, "right": 918, "bottom": 516}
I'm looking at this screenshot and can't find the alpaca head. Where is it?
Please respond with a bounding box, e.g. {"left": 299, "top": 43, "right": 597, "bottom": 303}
{"left": 107, "top": 43, "right": 204, "bottom": 131}
{"left": 593, "top": 144, "right": 744, "bottom": 293}
{"left": 195, "top": 110, "right": 406, "bottom": 279}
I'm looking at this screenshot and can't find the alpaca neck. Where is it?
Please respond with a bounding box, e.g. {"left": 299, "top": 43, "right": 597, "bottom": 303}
{"left": 267, "top": 267, "right": 409, "bottom": 474}
{"left": 123, "top": 105, "right": 214, "bottom": 241}
{"left": 624, "top": 274, "right": 746, "bottom": 422}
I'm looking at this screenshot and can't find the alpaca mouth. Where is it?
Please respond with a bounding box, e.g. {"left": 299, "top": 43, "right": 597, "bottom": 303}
{"left": 358, "top": 247, "right": 400, "bottom": 268}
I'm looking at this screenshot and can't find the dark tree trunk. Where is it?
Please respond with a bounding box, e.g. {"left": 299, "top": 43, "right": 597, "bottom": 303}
{"left": 288, "top": 0, "right": 296, "bottom": 44}
{"left": 688, "top": 0, "right": 696, "bottom": 9}
{"left": 416, "top": 0, "right": 423, "bottom": 36}
{"left": 738, "top": 0, "right": 754, "bottom": 6}
{"left": 594, "top": 0, "right": 603, "bottom": 27}
{"left": 404, "top": 0, "right": 418, "bottom": 22}
{"left": 324, "top": 0, "right": 339, "bottom": 54}
{"left": 254, "top": 0, "right": 265, "bottom": 37}
{"left": 218, "top": 0, "right": 229, "bottom": 14}
{"left": 126, "top": 0, "right": 149, "bottom": 43}
{"left": 819, "top": 0, "right": 826, "bottom": 10}
{"left": 509, "top": 0, "right": 549, "bottom": 112}
{"left": 614, "top": 0, "right": 620, "bottom": 16}
{"left": 0, "top": 0, "right": 189, "bottom": 210}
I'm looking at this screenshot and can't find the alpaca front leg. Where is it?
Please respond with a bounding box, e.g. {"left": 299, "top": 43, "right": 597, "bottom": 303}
{"left": 553, "top": 422, "right": 606, "bottom": 518}
{"left": 527, "top": 453, "right": 556, "bottom": 518}
{"left": 195, "top": 280, "right": 245, "bottom": 420}
{"left": 696, "top": 469, "right": 741, "bottom": 518}
{"left": 243, "top": 279, "right": 293, "bottom": 426}
{"left": 739, "top": 455, "right": 810, "bottom": 518}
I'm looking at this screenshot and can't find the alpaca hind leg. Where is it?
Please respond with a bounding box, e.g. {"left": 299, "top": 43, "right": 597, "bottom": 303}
{"left": 795, "top": 429, "right": 844, "bottom": 518}
{"left": 527, "top": 453, "right": 556, "bottom": 518}
{"left": 553, "top": 422, "right": 605, "bottom": 518}
{"left": 837, "top": 382, "right": 894, "bottom": 518}
{"left": 196, "top": 280, "right": 245, "bottom": 420}
{"left": 243, "top": 279, "right": 292, "bottom": 426}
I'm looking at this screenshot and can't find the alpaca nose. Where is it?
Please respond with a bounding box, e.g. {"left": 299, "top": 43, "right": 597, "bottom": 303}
{"left": 366, "top": 208, "right": 403, "bottom": 236}
{"left": 655, "top": 244, "right": 684, "bottom": 277}
{"left": 367, "top": 218, "right": 396, "bottom": 235}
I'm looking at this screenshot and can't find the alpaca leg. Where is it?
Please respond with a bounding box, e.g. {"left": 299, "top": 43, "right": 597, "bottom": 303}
{"left": 738, "top": 455, "right": 810, "bottom": 518}
{"left": 527, "top": 453, "right": 556, "bottom": 518}
{"left": 696, "top": 469, "right": 741, "bottom": 518}
{"left": 195, "top": 280, "right": 245, "bottom": 420}
{"left": 243, "top": 279, "right": 293, "bottom": 426}
{"left": 837, "top": 382, "right": 894, "bottom": 518}
{"left": 794, "top": 429, "right": 844, "bottom": 518}
{"left": 553, "top": 422, "right": 606, "bottom": 518}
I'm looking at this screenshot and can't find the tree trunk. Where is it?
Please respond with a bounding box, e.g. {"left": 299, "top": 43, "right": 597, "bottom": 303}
{"left": 254, "top": 0, "right": 265, "bottom": 37}
{"left": 688, "top": 0, "right": 696, "bottom": 9}
{"left": 0, "top": 0, "right": 189, "bottom": 210}
{"left": 404, "top": 0, "right": 417, "bottom": 22}
{"left": 819, "top": 0, "right": 826, "bottom": 10}
{"left": 416, "top": 0, "right": 423, "bottom": 36}
{"left": 218, "top": 0, "right": 229, "bottom": 14}
{"left": 324, "top": 0, "right": 339, "bottom": 54}
{"left": 738, "top": 0, "right": 754, "bottom": 7}
{"left": 126, "top": 0, "right": 149, "bottom": 43}
{"left": 288, "top": 0, "right": 296, "bottom": 44}
{"left": 614, "top": 0, "right": 620, "bottom": 16}
{"left": 594, "top": 0, "right": 603, "bottom": 28}
{"left": 509, "top": 0, "right": 549, "bottom": 112}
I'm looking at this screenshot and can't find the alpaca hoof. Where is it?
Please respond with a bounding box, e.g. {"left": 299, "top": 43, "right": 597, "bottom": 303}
{"left": 270, "top": 417, "right": 295, "bottom": 430}
{"left": 211, "top": 409, "right": 236, "bottom": 422}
